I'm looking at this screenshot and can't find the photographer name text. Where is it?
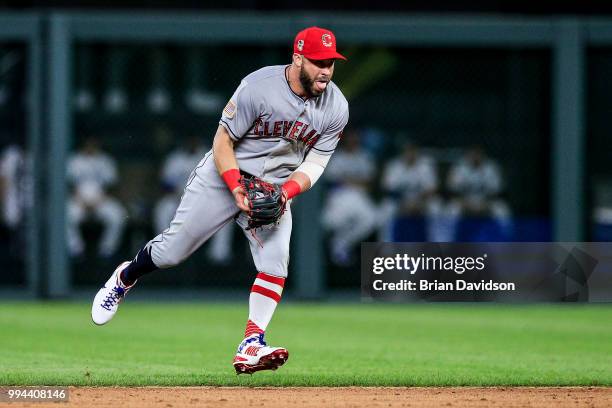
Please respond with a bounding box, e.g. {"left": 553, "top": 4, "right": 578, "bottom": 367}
{"left": 372, "top": 279, "right": 515, "bottom": 291}
{"left": 371, "top": 253, "right": 515, "bottom": 292}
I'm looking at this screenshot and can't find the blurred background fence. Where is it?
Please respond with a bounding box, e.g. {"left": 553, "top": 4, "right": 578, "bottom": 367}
{"left": 0, "top": 12, "right": 610, "bottom": 298}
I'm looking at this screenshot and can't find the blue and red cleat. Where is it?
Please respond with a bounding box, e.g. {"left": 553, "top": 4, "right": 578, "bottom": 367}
{"left": 233, "top": 333, "right": 289, "bottom": 374}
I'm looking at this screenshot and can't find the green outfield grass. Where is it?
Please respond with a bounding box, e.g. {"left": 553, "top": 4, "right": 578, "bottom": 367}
{"left": 0, "top": 302, "right": 611, "bottom": 386}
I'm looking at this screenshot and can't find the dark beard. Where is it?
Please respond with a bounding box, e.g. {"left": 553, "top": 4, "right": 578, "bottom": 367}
{"left": 299, "top": 67, "right": 323, "bottom": 98}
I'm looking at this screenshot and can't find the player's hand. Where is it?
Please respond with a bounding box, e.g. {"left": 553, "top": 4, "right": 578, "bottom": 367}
{"left": 232, "top": 186, "right": 250, "bottom": 212}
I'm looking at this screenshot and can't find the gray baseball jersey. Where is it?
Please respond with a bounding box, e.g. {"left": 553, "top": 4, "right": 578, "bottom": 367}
{"left": 219, "top": 65, "right": 348, "bottom": 183}
{"left": 146, "top": 65, "right": 349, "bottom": 277}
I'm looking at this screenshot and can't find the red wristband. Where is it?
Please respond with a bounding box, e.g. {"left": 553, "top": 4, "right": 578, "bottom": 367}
{"left": 221, "top": 168, "right": 241, "bottom": 192}
{"left": 282, "top": 180, "right": 301, "bottom": 200}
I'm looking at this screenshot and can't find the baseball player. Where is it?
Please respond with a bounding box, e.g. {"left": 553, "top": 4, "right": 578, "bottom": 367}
{"left": 91, "top": 26, "right": 349, "bottom": 375}
{"left": 0, "top": 143, "right": 30, "bottom": 230}
{"left": 67, "top": 136, "right": 127, "bottom": 258}
{"left": 446, "top": 145, "right": 511, "bottom": 239}
{"left": 380, "top": 141, "right": 445, "bottom": 241}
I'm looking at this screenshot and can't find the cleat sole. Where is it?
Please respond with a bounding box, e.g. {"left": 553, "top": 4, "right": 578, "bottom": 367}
{"left": 234, "top": 349, "right": 289, "bottom": 375}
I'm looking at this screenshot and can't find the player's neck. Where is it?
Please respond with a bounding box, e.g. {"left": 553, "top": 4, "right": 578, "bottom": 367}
{"left": 286, "top": 65, "right": 309, "bottom": 100}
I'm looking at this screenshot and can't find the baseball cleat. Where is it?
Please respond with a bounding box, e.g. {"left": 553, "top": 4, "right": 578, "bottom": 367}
{"left": 91, "top": 261, "right": 135, "bottom": 325}
{"left": 233, "top": 333, "right": 289, "bottom": 375}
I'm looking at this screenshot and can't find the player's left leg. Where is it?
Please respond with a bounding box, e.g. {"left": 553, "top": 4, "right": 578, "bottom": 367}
{"left": 91, "top": 154, "right": 238, "bottom": 325}
{"left": 232, "top": 204, "right": 292, "bottom": 374}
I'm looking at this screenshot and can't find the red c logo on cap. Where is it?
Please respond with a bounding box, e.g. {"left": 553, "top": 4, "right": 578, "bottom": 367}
{"left": 321, "top": 34, "right": 333, "bottom": 48}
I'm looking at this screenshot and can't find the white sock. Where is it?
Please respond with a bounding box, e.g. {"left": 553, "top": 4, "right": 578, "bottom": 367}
{"left": 244, "top": 272, "right": 285, "bottom": 337}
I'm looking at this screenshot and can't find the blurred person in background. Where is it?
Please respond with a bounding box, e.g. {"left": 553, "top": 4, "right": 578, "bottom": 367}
{"left": 380, "top": 141, "right": 446, "bottom": 241}
{"left": 322, "top": 128, "right": 378, "bottom": 265}
{"left": 0, "top": 142, "right": 30, "bottom": 231}
{"left": 66, "top": 136, "right": 127, "bottom": 258}
{"left": 446, "top": 145, "right": 511, "bottom": 240}
{"left": 0, "top": 141, "right": 33, "bottom": 258}
{"left": 153, "top": 135, "right": 209, "bottom": 233}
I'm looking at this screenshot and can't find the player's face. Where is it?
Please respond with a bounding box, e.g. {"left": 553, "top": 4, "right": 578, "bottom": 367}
{"left": 299, "top": 57, "right": 335, "bottom": 98}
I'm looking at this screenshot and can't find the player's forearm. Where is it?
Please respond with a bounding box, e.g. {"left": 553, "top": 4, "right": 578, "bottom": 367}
{"left": 213, "top": 125, "right": 241, "bottom": 192}
{"left": 282, "top": 171, "right": 310, "bottom": 200}
{"left": 283, "top": 151, "right": 331, "bottom": 200}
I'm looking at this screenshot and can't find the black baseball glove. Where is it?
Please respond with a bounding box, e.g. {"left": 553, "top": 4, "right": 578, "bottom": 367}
{"left": 240, "top": 175, "right": 286, "bottom": 230}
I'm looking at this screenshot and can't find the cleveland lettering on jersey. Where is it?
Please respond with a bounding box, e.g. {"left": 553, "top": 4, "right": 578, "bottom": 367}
{"left": 251, "top": 119, "right": 320, "bottom": 146}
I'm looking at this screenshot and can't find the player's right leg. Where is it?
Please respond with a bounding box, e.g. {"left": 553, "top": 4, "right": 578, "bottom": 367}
{"left": 91, "top": 154, "right": 238, "bottom": 325}
{"left": 232, "top": 207, "right": 292, "bottom": 374}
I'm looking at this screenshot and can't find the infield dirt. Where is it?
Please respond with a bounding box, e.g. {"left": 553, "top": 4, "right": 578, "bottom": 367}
{"left": 2, "top": 386, "right": 611, "bottom": 407}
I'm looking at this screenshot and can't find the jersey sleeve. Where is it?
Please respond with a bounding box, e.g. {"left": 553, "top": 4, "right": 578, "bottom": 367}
{"left": 218, "top": 79, "right": 259, "bottom": 141}
{"left": 311, "top": 104, "right": 349, "bottom": 156}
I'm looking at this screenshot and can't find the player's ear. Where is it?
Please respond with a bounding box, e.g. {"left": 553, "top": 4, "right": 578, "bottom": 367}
{"left": 292, "top": 53, "right": 303, "bottom": 67}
